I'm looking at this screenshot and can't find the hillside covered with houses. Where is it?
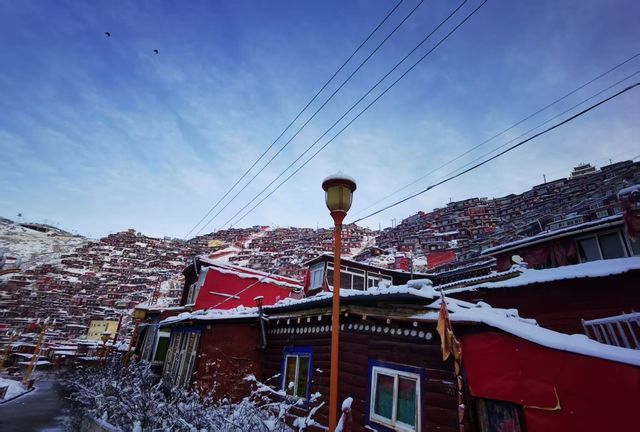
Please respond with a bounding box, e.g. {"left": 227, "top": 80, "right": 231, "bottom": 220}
{"left": 0, "top": 159, "right": 638, "bottom": 375}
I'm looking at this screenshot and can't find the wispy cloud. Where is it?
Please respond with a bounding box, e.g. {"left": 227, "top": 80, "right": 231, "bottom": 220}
{"left": 0, "top": 0, "right": 638, "bottom": 237}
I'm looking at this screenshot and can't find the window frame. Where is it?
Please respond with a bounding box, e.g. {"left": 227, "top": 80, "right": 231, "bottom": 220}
{"left": 309, "top": 263, "right": 325, "bottom": 290}
{"left": 162, "top": 328, "right": 201, "bottom": 388}
{"left": 327, "top": 262, "right": 389, "bottom": 291}
{"left": 186, "top": 282, "right": 199, "bottom": 305}
{"left": 152, "top": 330, "right": 171, "bottom": 364}
{"left": 280, "top": 346, "right": 313, "bottom": 401}
{"left": 367, "top": 360, "right": 423, "bottom": 432}
{"left": 576, "top": 229, "right": 628, "bottom": 262}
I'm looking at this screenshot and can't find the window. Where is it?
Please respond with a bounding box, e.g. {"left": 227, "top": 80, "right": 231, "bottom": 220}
{"left": 369, "top": 362, "right": 422, "bottom": 431}
{"left": 281, "top": 347, "right": 312, "bottom": 399}
{"left": 475, "top": 398, "right": 524, "bottom": 432}
{"left": 162, "top": 329, "right": 201, "bottom": 388}
{"left": 153, "top": 331, "right": 170, "bottom": 363}
{"left": 327, "top": 263, "right": 370, "bottom": 291}
{"left": 309, "top": 263, "right": 324, "bottom": 290}
{"left": 628, "top": 237, "right": 640, "bottom": 256}
{"left": 186, "top": 282, "right": 199, "bottom": 305}
{"left": 139, "top": 325, "right": 157, "bottom": 361}
{"left": 577, "top": 230, "right": 627, "bottom": 262}
{"left": 367, "top": 274, "right": 392, "bottom": 289}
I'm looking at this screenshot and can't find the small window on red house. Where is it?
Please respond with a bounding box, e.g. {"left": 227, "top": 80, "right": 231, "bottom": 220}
{"left": 475, "top": 398, "right": 525, "bottom": 432}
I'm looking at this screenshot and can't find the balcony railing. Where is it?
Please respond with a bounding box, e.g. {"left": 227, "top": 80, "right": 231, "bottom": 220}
{"left": 582, "top": 312, "right": 640, "bottom": 349}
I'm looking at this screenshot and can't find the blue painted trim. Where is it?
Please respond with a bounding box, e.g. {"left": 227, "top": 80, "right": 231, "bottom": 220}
{"left": 365, "top": 359, "right": 425, "bottom": 432}
{"left": 280, "top": 346, "right": 313, "bottom": 404}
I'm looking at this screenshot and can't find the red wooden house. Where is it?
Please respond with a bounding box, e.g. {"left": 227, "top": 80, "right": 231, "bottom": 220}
{"left": 443, "top": 257, "right": 640, "bottom": 334}
{"left": 158, "top": 280, "right": 640, "bottom": 432}
{"left": 442, "top": 208, "right": 640, "bottom": 335}
{"left": 181, "top": 257, "right": 302, "bottom": 310}
{"left": 147, "top": 258, "right": 300, "bottom": 390}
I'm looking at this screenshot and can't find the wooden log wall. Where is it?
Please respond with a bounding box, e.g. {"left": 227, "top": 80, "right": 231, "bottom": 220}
{"left": 264, "top": 313, "right": 468, "bottom": 431}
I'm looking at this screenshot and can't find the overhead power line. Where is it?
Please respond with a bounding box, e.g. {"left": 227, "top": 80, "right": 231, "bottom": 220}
{"left": 388, "top": 69, "right": 640, "bottom": 211}
{"left": 353, "top": 52, "right": 640, "bottom": 216}
{"left": 193, "top": 0, "right": 429, "bottom": 237}
{"left": 350, "top": 82, "right": 640, "bottom": 224}
{"left": 226, "top": 0, "right": 488, "bottom": 229}
{"left": 183, "top": 0, "right": 404, "bottom": 239}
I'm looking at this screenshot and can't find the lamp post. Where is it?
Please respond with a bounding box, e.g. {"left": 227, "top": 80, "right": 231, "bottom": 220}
{"left": 322, "top": 172, "right": 356, "bottom": 431}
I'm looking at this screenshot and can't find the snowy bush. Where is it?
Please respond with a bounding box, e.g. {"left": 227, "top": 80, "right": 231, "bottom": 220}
{"left": 62, "top": 362, "right": 324, "bottom": 431}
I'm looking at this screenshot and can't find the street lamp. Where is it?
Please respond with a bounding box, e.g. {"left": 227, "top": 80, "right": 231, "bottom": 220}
{"left": 322, "top": 172, "right": 356, "bottom": 431}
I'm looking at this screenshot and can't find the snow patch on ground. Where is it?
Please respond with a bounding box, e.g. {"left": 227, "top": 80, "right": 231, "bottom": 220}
{"left": 0, "top": 377, "right": 28, "bottom": 401}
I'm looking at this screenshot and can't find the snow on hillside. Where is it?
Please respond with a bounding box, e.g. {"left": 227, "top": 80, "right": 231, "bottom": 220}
{"left": 0, "top": 218, "right": 87, "bottom": 270}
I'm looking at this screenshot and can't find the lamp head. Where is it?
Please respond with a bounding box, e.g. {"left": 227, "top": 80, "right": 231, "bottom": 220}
{"left": 322, "top": 172, "right": 357, "bottom": 214}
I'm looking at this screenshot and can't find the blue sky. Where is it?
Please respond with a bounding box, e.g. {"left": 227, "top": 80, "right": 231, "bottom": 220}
{"left": 1, "top": 0, "right": 638, "bottom": 238}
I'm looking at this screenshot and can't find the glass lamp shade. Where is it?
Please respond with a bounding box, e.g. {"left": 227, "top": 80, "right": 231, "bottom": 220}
{"left": 322, "top": 173, "right": 357, "bottom": 213}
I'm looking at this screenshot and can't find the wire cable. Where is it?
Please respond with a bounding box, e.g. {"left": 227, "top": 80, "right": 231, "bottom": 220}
{"left": 350, "top": 82, "right": 640, "bottom": 224}
{"left": 220, "top": 0, "right": 472, "bottom": 230}
{"left": 227, "top": 0, "right": 488, "bottom": 229}
{"left": 183, "top": 0, "right": 404, "bottom": 238}
{"left": 353, "top": 52, "right": 640, "bottom": 216}
{"left": 374, "top": 69, "right": 640, "bottom": 221}
{"left": 393, "top": 69, "right": 640, "bottom": 206}
{"left": 192, "top": 0, "right": 426, "bottom": 237}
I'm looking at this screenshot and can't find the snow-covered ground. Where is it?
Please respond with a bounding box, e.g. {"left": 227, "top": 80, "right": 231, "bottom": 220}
{"left": 0, "top": 377, "right": 28, "bottom": 401}
{"left": 0, "top": 219, "right": 87, "bottom": 270}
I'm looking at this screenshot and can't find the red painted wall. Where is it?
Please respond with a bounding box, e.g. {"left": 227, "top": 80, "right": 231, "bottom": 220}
{"left": 462, "top": 331, "right": 640, "bottom": 432}
{"left": 194, "top": 268, "right": 293, "bottom": 310}
{"left": 427, "top": 251, "right": 456, "bottom": 269}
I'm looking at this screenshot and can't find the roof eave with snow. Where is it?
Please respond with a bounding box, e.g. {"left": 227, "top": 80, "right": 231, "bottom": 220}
{"left": 481, "top": 214, "right": 623, "bottom": 256}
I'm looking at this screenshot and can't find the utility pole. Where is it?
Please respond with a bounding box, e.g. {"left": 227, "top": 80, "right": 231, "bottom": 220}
{"left": 22, "top": 318, "right": 52, "bottom": 387}
{"left": 543, "top": 174, "right": 547, "bottom": 184}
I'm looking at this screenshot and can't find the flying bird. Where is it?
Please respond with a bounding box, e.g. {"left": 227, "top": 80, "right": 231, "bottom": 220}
{"left": 153, "top": 49, "right": 159, "bottom": 54}
{"left": 105, "top": 31, "right": 111, "bottom": 37}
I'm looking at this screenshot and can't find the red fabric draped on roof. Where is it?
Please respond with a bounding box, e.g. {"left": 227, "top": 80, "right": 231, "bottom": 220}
{"left": 461, "top": 331, "right": 640, "bottom": 432}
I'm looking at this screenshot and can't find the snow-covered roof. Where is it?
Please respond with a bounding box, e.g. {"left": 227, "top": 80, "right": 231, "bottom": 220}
{"left": 303, "top": 253, "right": 434, "bottom": 277}
{"left": 445, "top": 257, "right": 640, "bottom": 294}
{"left": 482, "top": 214, "right": 623, "bottom": 256}
{"left": 196, "top": 257, "right": 302, "bottom": 289}
{"left": 161, "top": 275, "right": 640, "bottom": 367}
{"left": 411, "top": 298, "right": 640, "bottom": 367}
{"left": 267, "top": 279, "right": 437, "bottom": 312}
{"left": 618, "top": 183, "right": 640, "bottom": 197}
{"left": 436, "top": 267, "right": 521, "bottom": 290}
{"left": 207, "top": 266, "right": 302, "bottom": 290}
{"left": 160, "top": 305, "right": 259, "bottom": 325}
